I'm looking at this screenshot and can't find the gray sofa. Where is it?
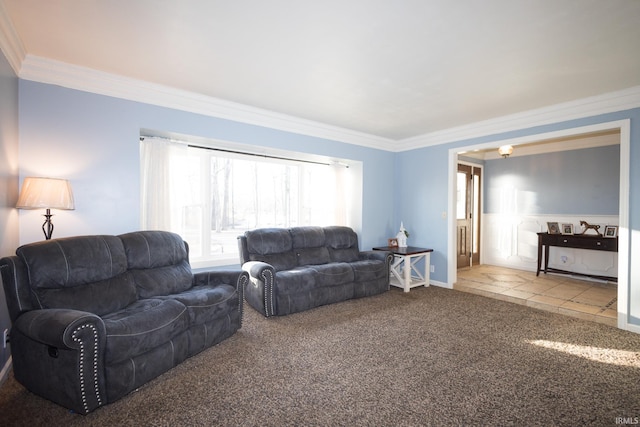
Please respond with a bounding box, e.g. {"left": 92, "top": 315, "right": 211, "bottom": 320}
{"left": 0, "top": 230, "right": 247, "bottom": 414}
{"left": 238, "top": 226, "right": 393, "bottom": 317}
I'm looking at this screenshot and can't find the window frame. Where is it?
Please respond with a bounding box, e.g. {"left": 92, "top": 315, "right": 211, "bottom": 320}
{"left": 140, "top": 132, "right": 363, "bottom": 268}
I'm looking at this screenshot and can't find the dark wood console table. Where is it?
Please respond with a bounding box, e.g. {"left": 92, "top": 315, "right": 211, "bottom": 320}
{"left": 536, "top": 232, "right": 618, "bottom": 282}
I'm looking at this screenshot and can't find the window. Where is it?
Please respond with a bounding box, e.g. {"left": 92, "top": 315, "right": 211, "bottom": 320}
{"left": 140, "top": 135, "right": 360, "bottom": 268}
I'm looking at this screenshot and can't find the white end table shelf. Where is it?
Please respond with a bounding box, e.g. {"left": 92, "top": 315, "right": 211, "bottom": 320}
{"left": 372, "top": 246, "right": 434, "bottom": 292}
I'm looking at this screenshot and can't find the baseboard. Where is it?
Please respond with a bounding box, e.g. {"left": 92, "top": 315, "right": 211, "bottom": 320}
{"left": 0, "top": 356, "right": 12, "bottom": 388}
{"left": 429, "top": 280, "right": 451, "bottom": 289}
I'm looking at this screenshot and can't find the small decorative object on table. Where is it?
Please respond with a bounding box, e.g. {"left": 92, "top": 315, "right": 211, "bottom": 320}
{"left": 561, "top": 223, "right": 574, "bottom": 235}
{"left": 579, "top": 220, "right": 602, "bottom": 236}
{"left": 388, "top": 237, "right": 399, "bottom": 247}
{"left": 396, "top": 222, "right": 409, "bottom": 247}
{"left": 547, "top": 222, "right": 560, "bottom": 234}
{"left": 604, "top": 225, "right": 618, "bottom": 238}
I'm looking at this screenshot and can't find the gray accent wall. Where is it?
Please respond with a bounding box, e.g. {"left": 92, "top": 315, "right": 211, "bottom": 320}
{"left": 484, "top": 145, "right": 620, "bottom": 215}
{"left": 0, "top": 48, "right": 19, "bottom": 379}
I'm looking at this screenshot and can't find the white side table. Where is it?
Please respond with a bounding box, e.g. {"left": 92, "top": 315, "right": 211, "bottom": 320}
{"left": 373, "top": 246, "right": 434, "bottom": 292}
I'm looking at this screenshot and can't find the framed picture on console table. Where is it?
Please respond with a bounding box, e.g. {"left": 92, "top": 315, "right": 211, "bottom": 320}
{"left": 547, "top": 222, "right": 560, "bottom": 234}
{"left": 604, "top": 225, "right": 618, "bottom": 238}
{"left": 388, "top": 237, "right": 399, "bottom": 247}
{"left": 561, "top": 223, "right": 574, "bottom": 235}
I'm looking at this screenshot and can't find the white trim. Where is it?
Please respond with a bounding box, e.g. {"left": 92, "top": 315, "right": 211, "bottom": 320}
{"left": 0, "top": 0, "right": 25, "bottom": 75}
{"left": 0, "top": 355, "right": 11, "bottom": 388}
{"left": 464, "top": 131, "right": 620, "bottom": 160}
{"left": 19, "top": 55, "right": 395, "bottom": 151}
{"left": 430, "top": 279, "right": 451, "bottom": 290}
{"left": 400, "top": 87, "right": 640, "bottom": 152}
{"left": 617, "top": 120, "right": 631, "bottom": 331}
{"left": 448, "top": 119, "right": 631, "bottom": 331}
{"left": 8, "top": 53, "right": 640, "bottom": 152}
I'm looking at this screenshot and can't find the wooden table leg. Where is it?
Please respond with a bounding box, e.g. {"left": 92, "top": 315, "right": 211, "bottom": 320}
{"left": 536, "top": 234, "right": 542, "bottom": 276}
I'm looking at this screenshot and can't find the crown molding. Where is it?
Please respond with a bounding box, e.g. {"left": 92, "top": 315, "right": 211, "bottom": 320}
{"left": 0, "top": 0, "right": 25, "bottom": 75}
{"left": 13, "top": 53, "right": 640, "bottom": 154}
{"left": 465, "top": 130, "right": 621, "bottom": 160}
{"left": 396, "top": 85, "right": 640, "bottom": 152}
{"left": 18, "top": 55, "right": 395, "bottom": 151}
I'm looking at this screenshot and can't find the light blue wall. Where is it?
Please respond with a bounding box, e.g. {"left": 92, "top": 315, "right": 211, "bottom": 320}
{"left": 395, "top": 143, "right": 450, "bottom": 275}
{"left": 0, "top": 49, "right": 19, "bottom": 377}
{"left": 18, "top": 80, "right": 396, "bottom": 252}
{"left": 484, "top": 145, "right": 620, "bottom": 215}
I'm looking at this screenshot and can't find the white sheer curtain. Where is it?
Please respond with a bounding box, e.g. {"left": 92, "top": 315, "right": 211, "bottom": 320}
{"left": 331, "top": 163, "right": 348, "bottom": 226}
{"left": 140, "top": 137, "right": 188, "bottom": 230}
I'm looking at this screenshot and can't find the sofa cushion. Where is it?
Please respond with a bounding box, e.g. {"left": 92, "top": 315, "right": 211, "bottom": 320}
{"left": 245, "top": 228, "right": 292, "bottom": 255}
{"left": 275, "top": 268, "right": 316, "bottom": 295}
{"left": 291, "top": 226, "right": 330, "bottom": 265}
{"left": 103, "top": 298, "right": 189, "bottom": 364}
{"left": 16, "top": 235, "right": 136, "bottom": 315}
{"left": 291, "top": 226, "right": 325, "bottom": 248}
{"left": 127, "top": 262, "right": 194, "bottom": 299}
{"left": 119, "top": 231, "right": 188, "bottom": 269}
{"left": 296, "top": 247, "right": 330, "bottom": 266}
{"left": 119, "top": 231, "right": 193, "bottom": 298}
{"left": 324, "top": 226, "right": 360, "bottom": 263}
{"left": 245, "top": 228, "right": 297, "bottom": 271}
{"left": 33, "top": 272, "right": 138, "bottom": 316}
{"left": 159, "top": 284, "right": 238, "bottom": 326}
{"left": 306, "top": 263, "right": 354, "bottom": 286}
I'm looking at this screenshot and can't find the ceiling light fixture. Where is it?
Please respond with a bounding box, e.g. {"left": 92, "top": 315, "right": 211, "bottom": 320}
{"left": 498, "top": 145, "right": 514, "bottom": 158}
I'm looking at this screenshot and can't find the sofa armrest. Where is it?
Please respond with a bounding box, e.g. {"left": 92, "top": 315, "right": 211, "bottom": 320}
{"left": 12, "top": 309, "right": 107, "bottom": 414}
{"left": 360, "top": 250, "right": 394, "bottom": 279}
{"left": 14, "top": 308, "right": 106, "bottom": 349}
{"left": 192, "top": 270, "right": 248, "bottom": 291}
{"left": 241, "top": 261, "right": 276, "bottom": 317}
{"left": 359, "top": 250, "right": 394, "bottom": 263}
{"left": 0, "top": 255, "right": 35, "bottom": 322}
{"left": 192, "top": 270, "right": 248, "bottom": 320}
{"left": 241, "top": 260, "right": 273, "bottom": 278}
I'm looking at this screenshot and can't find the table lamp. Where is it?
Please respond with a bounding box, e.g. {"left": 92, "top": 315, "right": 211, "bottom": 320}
{"left": 16, "top": 177, "right": 75, "bottom": 240}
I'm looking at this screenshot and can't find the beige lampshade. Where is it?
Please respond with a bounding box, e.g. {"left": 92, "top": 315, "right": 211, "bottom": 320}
{"left": 16, "top": 177, "right": 75, "bottom": 210}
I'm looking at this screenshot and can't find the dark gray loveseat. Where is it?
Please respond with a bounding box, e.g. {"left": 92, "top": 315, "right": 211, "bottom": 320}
{"left": 238, "top": 226, "right": 393, "bottom": 317}
{"left": 0, "top": 230, "right": 247, "bottom": 414}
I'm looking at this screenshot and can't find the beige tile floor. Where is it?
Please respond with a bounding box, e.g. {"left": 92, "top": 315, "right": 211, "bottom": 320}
{"left": 455, "top": 265, "right": 618, "bottom": 327}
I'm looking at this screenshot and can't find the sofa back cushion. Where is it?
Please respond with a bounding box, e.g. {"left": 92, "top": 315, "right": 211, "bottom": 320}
{"left": 325, "top": 226, "right": 360, "bottom": 262}
{"left": 119, "top": 231, "right": 193, "bottom": 298}
{"left": 16, "top": 235, "right": 137, "bottom": 316}
{"left": 291, "top": 226, "right": 330, "bottom": 266}
{"left": 244, "top": 228, "right": 296, "bottom": 271}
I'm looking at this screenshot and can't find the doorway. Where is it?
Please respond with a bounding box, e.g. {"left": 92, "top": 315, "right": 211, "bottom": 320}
{"left": 446, "top": 119, "right": 632, "bottom": 332}
{"left": 456, "top": 163, "right": 481, "bottom": 269}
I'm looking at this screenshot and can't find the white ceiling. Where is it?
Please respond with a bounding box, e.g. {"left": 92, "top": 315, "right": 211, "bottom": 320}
{"left": 3, "top": 0, "right": 640, "bottom": 144}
